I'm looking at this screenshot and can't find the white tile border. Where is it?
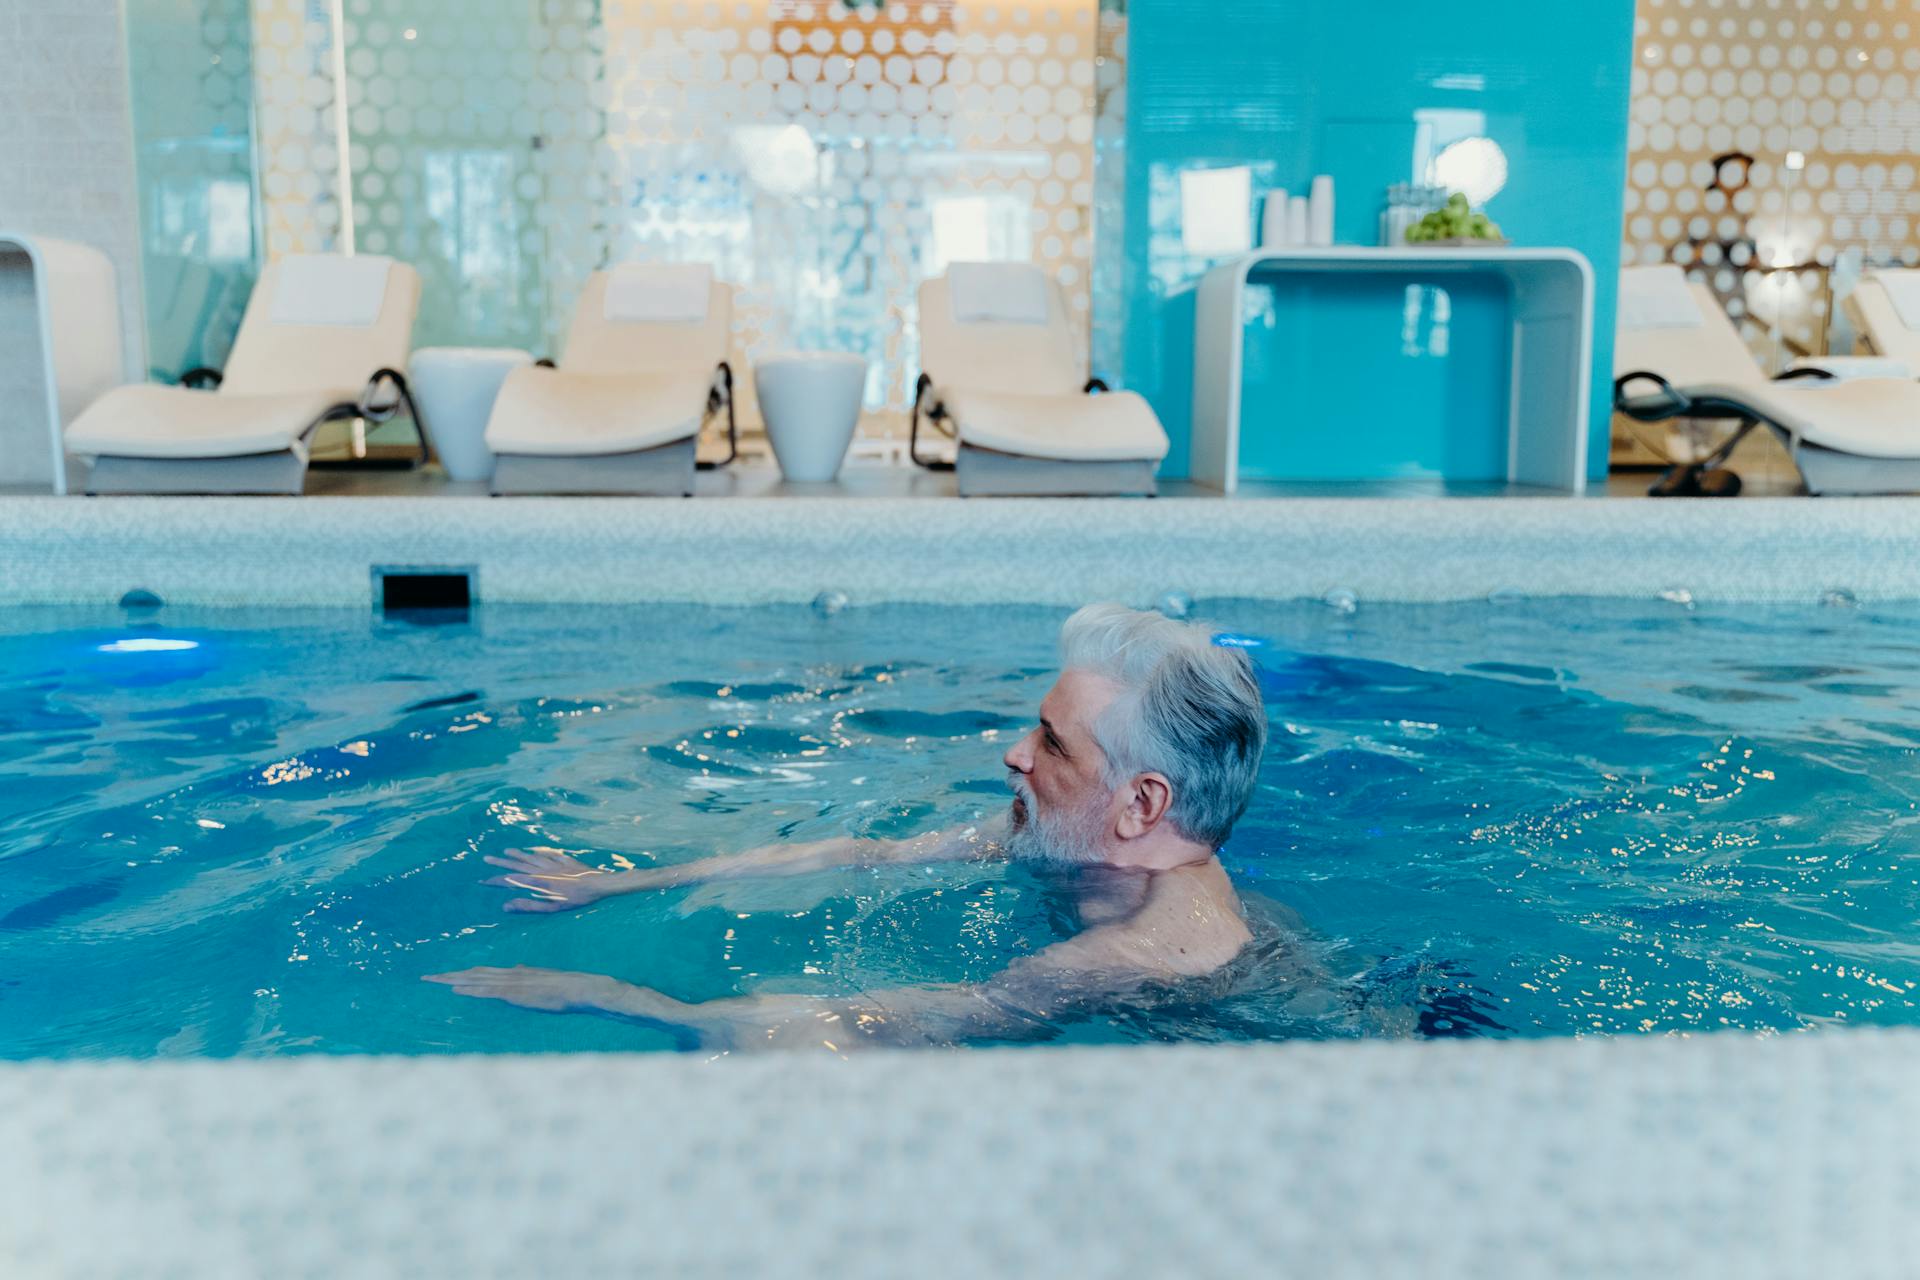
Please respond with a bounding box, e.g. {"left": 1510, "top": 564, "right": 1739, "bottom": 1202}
{"left": 5, "top": 494, "right": 1920, "bottom": 606}
{"left": 4, "top": 1029, "right": 1917, "bottom": 1277}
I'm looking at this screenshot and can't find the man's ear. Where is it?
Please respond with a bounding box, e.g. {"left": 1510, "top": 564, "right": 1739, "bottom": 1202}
{"left": 1116, "top": 772, "right": 1173, "bottom": 839}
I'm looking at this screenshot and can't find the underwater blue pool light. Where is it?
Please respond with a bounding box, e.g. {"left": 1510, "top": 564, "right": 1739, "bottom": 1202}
{"left": 96, "top": 638, "right": 200, "bottom": 654}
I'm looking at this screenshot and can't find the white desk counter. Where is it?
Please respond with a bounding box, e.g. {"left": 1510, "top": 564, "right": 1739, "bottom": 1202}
{"left": 1190, "top": 245, "right": 1594, "bottom": 493}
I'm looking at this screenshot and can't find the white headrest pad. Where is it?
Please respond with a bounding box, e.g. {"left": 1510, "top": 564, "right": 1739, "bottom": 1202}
{"left": 1871, "top": 271, "right": 1920, "bottom": 331}
{"left": 269, "top": 254, "right": 394, "bottom": 327}
{"left": 604, "top": 263, "right": 714, "bottom": 323}
{"left": 1618, "top": 265, "right": 1706, "bottom": 330}
{"left": 948, "top": 262, "right": 1051, "bottom": 325}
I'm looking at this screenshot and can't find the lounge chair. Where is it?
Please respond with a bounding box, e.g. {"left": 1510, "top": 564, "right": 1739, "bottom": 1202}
{"left": 1613, "top": 264, "right": 1920, "bottom": 495}
{"left": 65, "top": 254, "right": 423, "bottom": 495}
{"left": 1844, "top": 270, "right": 1920, "bottom": 375}
{"left": 912, "top": 262, "right": 1168, "bottom": 496}
{"left": 483, "top": 264, "right": 736, "bottom": 496}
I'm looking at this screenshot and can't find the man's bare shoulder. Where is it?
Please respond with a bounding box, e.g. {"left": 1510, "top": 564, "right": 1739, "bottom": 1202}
{"left": 1011, "top": 859, "right": 1251, "bottom": 984}
{"left": 1124, "top": 859, "right": 1254, "bottom": 976}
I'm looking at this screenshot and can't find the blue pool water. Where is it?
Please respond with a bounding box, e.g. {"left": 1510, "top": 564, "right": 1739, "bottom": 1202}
{"left": 3, "top": 598, "right": 1919, "bottom": 1058}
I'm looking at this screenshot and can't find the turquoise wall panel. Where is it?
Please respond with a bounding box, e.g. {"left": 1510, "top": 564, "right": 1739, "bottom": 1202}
{"left": 1117, "top": 1, "right": 1635, "bottom": 482}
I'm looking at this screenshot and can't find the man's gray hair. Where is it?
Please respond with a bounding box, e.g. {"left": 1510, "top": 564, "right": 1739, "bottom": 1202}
{"left": 1059, "top": 602, "right": 1267, "bottom": 849}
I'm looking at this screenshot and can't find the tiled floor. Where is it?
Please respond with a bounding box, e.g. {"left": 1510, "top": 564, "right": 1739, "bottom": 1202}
{"left": 3, "top": 422, "right": 1810, "bottom": 499}
{"left": 290, "top": 423, "right": 1808, "bottom": 500}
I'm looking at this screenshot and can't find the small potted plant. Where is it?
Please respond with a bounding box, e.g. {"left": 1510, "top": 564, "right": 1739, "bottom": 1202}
{"left": 1405, "top": 192, "right": 1507, "bottom": 246}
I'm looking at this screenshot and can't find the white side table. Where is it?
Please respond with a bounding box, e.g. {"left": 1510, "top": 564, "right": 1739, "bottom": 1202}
{"left": 754, "top": 351, "right": 869, "bottom": 482}
{"left": 408, "top": 347, "right": 532, "bottom": 482}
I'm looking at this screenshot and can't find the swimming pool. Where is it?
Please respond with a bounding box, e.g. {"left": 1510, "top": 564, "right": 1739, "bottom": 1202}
{"left": 6, "top": 594, "right": 1917, "bottom": 1058}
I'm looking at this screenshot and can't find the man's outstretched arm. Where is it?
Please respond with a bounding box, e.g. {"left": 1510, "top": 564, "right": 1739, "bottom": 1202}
{"left": 478, "top": 820, "right": 1005, "bottom": 913}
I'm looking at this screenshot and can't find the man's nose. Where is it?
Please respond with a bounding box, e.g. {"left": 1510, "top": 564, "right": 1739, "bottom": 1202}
{"left": 1004, "top": 730, "right": 1035, "bottom": 774}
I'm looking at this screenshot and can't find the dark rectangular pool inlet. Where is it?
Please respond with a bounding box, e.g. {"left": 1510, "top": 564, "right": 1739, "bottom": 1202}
{"left": 373, "top": 566, "right": 475, "bottom": 616}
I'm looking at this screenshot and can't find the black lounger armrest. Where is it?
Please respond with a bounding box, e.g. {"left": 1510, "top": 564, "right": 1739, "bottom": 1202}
{"left": 533, "top": 357, "right": 556, "bottom": 369}
{"left": 1773, "top": 366, "right": 1837, "bottom": 382}
{"left": 178, "top": 366, "right": 223, "bottom": 389}
{"left": 908, "top": 371, "right": 956, "bottom": 471}
{"left": 1084, "top": 376, "right": 1110, "bottom": 394}
{"left": 1613, "top": 369, "right": 1694, "bottom": 421}
{"left": 694, "top": 360, "right": 737, "bottom": 471}
{"left": 358, "top": 367, "right": 411, "bottom": 421}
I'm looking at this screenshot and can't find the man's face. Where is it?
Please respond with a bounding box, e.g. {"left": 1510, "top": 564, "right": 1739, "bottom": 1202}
{"left": 1002, "top": 669, "right": 1121, "bottom": 865}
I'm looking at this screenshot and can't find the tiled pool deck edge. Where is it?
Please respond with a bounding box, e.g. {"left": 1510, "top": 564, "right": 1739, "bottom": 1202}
{"left": 5, "top": 494, "right": 1920, "bottom": 606}
{"left": 5, "top": 1030, "right": 1917, "bottom": 1276}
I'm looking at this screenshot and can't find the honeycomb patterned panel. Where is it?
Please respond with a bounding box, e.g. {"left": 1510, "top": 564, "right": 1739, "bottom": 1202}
{"left": 1625, "top": 0, "right": 1920, "bottom": 367}
{"left": 251, "top": 0, "right": 349, "bottom": 259}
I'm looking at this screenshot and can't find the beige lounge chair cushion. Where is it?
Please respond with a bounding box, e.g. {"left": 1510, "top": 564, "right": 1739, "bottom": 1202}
{"left": 942, "top": 386, "right": 1170, "bottom": 463}
{"left": 223, "top": 256, "right": 420, "bottom": 397}
{"left": 1680, "top": 376, "right": 1920, "bottom": 459}
{"left": 65, "top": 383, "right": 345, "bottom": 459}
{"left": 1851, "top": 276, "right": 1920, "bottom": 371}
{"left": 484, "top": 366, "right": 710, "bottom": 456}
{"left": 918, "top": 270, "right": 1085, "bottom": 398}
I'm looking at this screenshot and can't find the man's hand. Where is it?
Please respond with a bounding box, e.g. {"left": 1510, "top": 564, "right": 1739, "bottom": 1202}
{"left": 425, "top": 962, "right": 715, "bottom": 1024}
{"left": 481, "top": 847, "right": 632, "bottom": 913}
{"left": 424, "top": 964, "right": 630, "bottom": 1010}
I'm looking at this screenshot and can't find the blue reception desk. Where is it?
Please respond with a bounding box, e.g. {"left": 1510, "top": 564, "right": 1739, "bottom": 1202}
{"left": 1189, "top": 246, "right": 1594, "bottom": 493}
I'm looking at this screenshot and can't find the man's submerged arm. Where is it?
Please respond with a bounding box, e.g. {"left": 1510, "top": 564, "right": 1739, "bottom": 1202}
{"left": 427, "top": 926, "right": 1158, "bottom": 1050}
{"left": 481, "top": 819, "right": 1006, "bottom": 913}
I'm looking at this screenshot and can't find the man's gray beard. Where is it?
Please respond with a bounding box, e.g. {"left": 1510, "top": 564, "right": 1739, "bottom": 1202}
{"left": 1005, "top": 779, "right": 1109, "bottom": 867}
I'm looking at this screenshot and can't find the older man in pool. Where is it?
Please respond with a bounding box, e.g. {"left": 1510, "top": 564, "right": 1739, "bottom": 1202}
{"left": 427, "top": 602, "right": 1268, "bottom": 1050}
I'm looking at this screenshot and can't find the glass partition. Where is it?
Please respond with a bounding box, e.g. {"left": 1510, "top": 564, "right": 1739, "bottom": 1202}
{"left": 123, "top": 0, "right": 260, "bottom": 380}
{"left": 125, "top": 0, "right": 1115, "bottom": 423}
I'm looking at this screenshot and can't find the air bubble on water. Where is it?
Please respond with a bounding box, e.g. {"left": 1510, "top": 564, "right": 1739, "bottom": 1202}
{"left": 1820, "top": 588, "right": 1858, "bottom": 608}
{"left": 1322, "top": 588, "right": 1358, "bottom": 615}
{"left": 1659, "top": 587, "right": 1695, "bottom": 609}
{"left": 811, "top": 590, "right": 849, "bottom": 617}
{"left": 1155, "top": 591, "right": 1193, "bottom": 619}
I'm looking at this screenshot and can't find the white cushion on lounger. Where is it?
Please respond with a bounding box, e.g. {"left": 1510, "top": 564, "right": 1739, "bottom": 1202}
{"left": 1849, "top": 275, "right": 1920, "bottom": 374}
{"left": 947, "top": 262, "right": 1051, "bottom": 325}
{"left": 220, "top": 257, "right": 420, "bottom": 397}
{"left": 918, "top": 274, "right": 1085, "bottom": 397}
{"left": 484, "top": 366, "right": 710, "bottom": 456}
{"left": 268, "top": 253, "right": 394, "bottom": 327}
{"left": 602, "top": 263, "right": 714, "bottom": 324}
{"left": 65, "top": 384, "right": 344, "bottom": 458}
{"left": 1614, "top": 274, "right": 1768, "bottom": 389}
{"left": 942, "top": 386, "right": 1170, "bottom": 463}
{"left": 1678, "top": 377, "right": 1920, "bottom": 458}
{"left": 1618, "top": 264, "right": 1707, "bottom": 329}
{"left": 1873, "top": 270, "right": 1920, "bottom": 330}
